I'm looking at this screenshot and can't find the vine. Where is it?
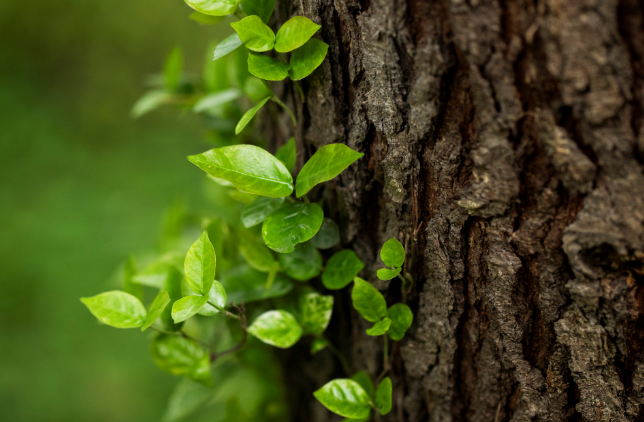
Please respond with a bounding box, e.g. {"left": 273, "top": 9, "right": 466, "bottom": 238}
{"left": 81, "top": 0, "right": 413, "bottom": 420}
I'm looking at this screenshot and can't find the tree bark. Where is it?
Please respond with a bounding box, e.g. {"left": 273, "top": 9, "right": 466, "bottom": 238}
{"left": 270, "top": 0, "right": 644, "bottom": 421}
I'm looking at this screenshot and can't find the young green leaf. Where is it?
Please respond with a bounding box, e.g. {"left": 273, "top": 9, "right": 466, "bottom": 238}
{"left": 351, "top": 278, "right": 387, "bottom": 322}
{"left": 375, "top": 377, "right": 392, "bottom": 415}
{"left": 380, "top": 237, "right": 405, "bottom": 268}
{"left": 161, "top": 267, "right": 184, "bottom": 332}
{"left": 240, "top": 0, "right": 275, "bottom": 23}
{"left": 231, "top": 15, "right": 275, "bottom": 52}
{"left": 188, "top": 144, "right": 294, "bottom": 197}
{"left": 196, "top": 281, "right": 227, "bottom": 316}
{"left": 366, "top": 317, "right": 391, "bottom": 336}
{"left": 289, "top": 38, "right": 329, "bottom": 80}
{"left": 310, "top": 217, "right": 340, "bottom": 249}
{"left": 80, "top": 291, "right": 146, "bottom": 329}
{"left": 350, "top": 371, "right": 374, "bottom": 398}
{"left": 275, "top": 16, "right": 321, "bottom": 53}
{"left": 141, "top": 291, "right": 171, "bottom": 331}
{"left": 184, "top": 231, "right": 216, "bottom": 296}
{"left": 151, "top": 335, "right": 213, "bottom": 387}
{"left": 220, "top": 264, "right": 293, "bottom": 303}
{"left": 189, "top": 11, "right": 226, "bottom": 24}
{"left": 311, "top": 337, "right": 328, "bottom": 354}
{"left": 386, "top": 303, "right": 413, "bottom": 341}
{"left": 213, "top": 33, "right": 243, "bottom": 61}
{"left": 262, "top": 202, "right": 324, "bottom": 253}
{"left": 241, "top": 196, "right": 284, "bottom": 228}
{"left": 376, "top": 267, "right": 401, "bottom": 281}
{"left": 247, "top": 310, "right": 302, "bottom": 348}
{"left": 278, "top": 242, "right": 322, "bottom": 281}
{"left": 185, "top": 0, "right": 241, "bottom": 16}
{"left": 296, "top": 144, "right": 364, "bottom": 197}
{"left": 171, "top": 295, "right": 209, "bottom": 323}
{"left": 275, "top": 137, "right": 296, "bottom": 173}
{"left": 235, "top": 95, "right": 272, "bottom": 134}
{"left": 164, "top": 47, "right": 183, "bottom": 92}
{"left": 300, "top": 292, "right": 334, "bottom": 335}
{"left": 193, "top": 88, "right": 242, "bottom": 113}
{"left": 238, "top": 232, "right": 277, "bottom": 272}
{"left": 322, "top": 249, "right": 364, "bottom": 290}
{"left": 131, "top": 90, "right": 172, "bottom": 119}
{"left": 313, "top": 379, "right": 371, "bottom": 419}
{"left": 247, "top": 53, "right": 289, "bottom": 81}
{"left": 121, "top": 256, "right": 143, "bottom": 302}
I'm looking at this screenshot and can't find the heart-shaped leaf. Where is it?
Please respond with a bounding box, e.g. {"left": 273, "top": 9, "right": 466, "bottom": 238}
{"left": 386, "top": 303, "right": 413, "bottom": 341}
{"left": 351, "top": 277, "right": 386, "bottom": 322}
{"left": 375, "top": 377, "right": 392, "bottom": 415}
{"left": 278, "top": 242, "right": 322, "bottom": 281}
{"left": 296, "top": 144, "right": 363, "bottom": 197}
{"left": 275, "top": 16, "right": 321, "bottom": 53}
{"left": 185, "top": 0, "right": 241, "bottom": 16}
{"left": 141, "top": 291, "right": 171, "bottom": 331}
{"left": 262, "top": 202, "right": 324, "bottom": 253}
{"left": 300, "top": 292, "right": 334, "bottom": 335}
{"left": 247, "top": 310, "right": 302, "bottom": 348}
{"left": 171, "top": 295, "right": 209, "bottom": 323}
{"left": 248, "top": 53, "right": 289, "bottom": 81}
{"left": 184, "top": 231, "right": 216, "bottom": 296}
{"left": 188, "top": 144, "right": 293, "bottom": 197}
{"left": 313, "top": 379, "right": 371, "bottom": 419}
{"left": 322, "top": 249, "right": 364, "bottom": 290}
{"left": 380, "top": 237, "right": 404, "bottom": 268}
{"left": 81, "top": 291, "right": 146, "bottom": 328}
{"left": 230, "top": 15, "right": 275, "bottom": 52}
{"left": 366, "top": 317, "right": 391, "bottom": 336}
{"left": 151, "top": 335, "right": 212, "bottom": 386}
{"left": 289, "top": 38, "right": 329, "bottom": 80}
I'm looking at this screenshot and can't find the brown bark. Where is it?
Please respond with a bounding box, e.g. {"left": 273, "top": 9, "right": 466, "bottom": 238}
{"left": 270, "top": 0, "right": 644, "bottom": 421}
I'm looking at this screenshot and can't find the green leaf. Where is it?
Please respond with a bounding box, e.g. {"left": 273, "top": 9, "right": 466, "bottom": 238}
{"left": 196, "top": 281, "right": 227, "bottom": 316}
{"left": 164, "top": 47, "right": 183, "bottom": 92}
{"left": 262, "top": 202, "right": 324, "bottom": 253}
{"left": 142, "top": 291, "right": 171, "bottom": 331}
{"left": 81, "top": 291, "right": 146, "bottom": 328}
{"left": 278, "top": 242, "right": 322, "bottom": 281}
{"left": 313, "top": 379, "right": 371, "bottom": 419}
{"left": 188, "top": 144, "right": 293, "bottom": 197}
{"left": 296, "top": 144, "right": 364, "bottom": 197}
{"left": 133, "top": 252, "right": 183, "bottom": 288}
{"left": 131, "top": 90, "right": 172, "bottom": 119}
{"left": 310, "top": 337, "right": 328, "bottom": 354}
{"left": 213, "top": 33, "right": 243, "bottom": 61}
{"left": 289, "top": 38, "right": 329, "bottom": 80}
{"left": 247, "top": 310, "right": 302, "bottom": 348}
{"left": 310, "top": 217, "right": 340, "bottom": 249}
{"left": 220, "top": 264, "right": 293, "bottom": 303}
{"left": 184, "top": 231, "right": 216, "bottom": 296}
{"left": 230, "top": 15, "right": 275, "bottom": 52}
{"left": 322, "top": 249, "right": 364, "bottom": 290}
{"left": 238, "top": 231, "right": 277, "bottom": 272}
{"left": 248, "top": 53, "right": 289, "bottom": 81}
{"left": 241, "top": 196, "right": 284, "bottom": 228}
{"left": 351, "top": 278, "right": 386, "bottom": 322}
{"left": 380, "top": 237, "right": 405, "bottom": 268}
{"left": 189, "top": 11, "right": 227, "bottom": 24}
{"left": 375, "top": 377, "right": 392, "bottom": 415}
{"left": 122, "top": 256, "right": 143, "bottom": 302}
{"left": 274, "top": 16, "right": 321, "bottom": 53}
{"left": 300, "top": 292, "right": 334, "bottom": 335}
{"left": 235, "top": 95, "right": 272, "bottom": 134}
{"left": 240, "top": 0, "right": 275, "bottom": 23}
{"left": 243, "top": 76, "right": 272, "bottom": 102}
{"left": 275, "top": 137, "right": 296, "bottom": 173}
{"left": 185, "top": 0, "right": 241, "bottom": 16}
{"left": 161, "top": 268, "right": 184, "bottom": 331}
{"left": 151, "top": 335, "right": 212, "bottom": 387}
{"left": 376, "top": 267, "right": 401, "bottom": 281}
{"left": 172, "top": 295, "right": 209, "bottom": 323}
{"left": 350, "top": 371, "right": 374, "bottom": 398}
{"left": 193, "top": 88, "right": 242, "bottom": 113}
{"left": 366, "top": 317, "right": 391, "bottom": 336}
{"left": 386, "top": 303, "right": 413, "bottom": 341}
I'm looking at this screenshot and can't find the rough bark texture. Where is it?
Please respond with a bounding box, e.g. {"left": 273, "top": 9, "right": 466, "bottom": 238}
{"left": 270, "top": 0, "right": 644, "bottom": 420}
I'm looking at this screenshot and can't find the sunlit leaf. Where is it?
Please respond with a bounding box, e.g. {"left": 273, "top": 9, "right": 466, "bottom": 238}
{"left": 351, "top": 278, "right": 386, "bottom": 323}
{"left": 275, "top": 137, "right": 296, "bottom": 173}
{"left": 142, "top": 291, "right": 171, "bottom": 331}
{"left": 386, "top": 303, "right": 413, "bottom": 341}
{"left": 296, "top": 144, "right": 363, "bottom": 197}
{"left": 289, "top": 38, "right": 328, "bottom": 80}
{"left": 275, "top": 16, "right": 321, "bottom": 53}
{"left": 241, "top": 196, "right": 285, "bottom": 228}
{"left": 248, "top": 53, "right": 289, "bottom": 81}
{"left": 262, "top": 202, "right": 324, "bottom": 253}
{"left": 184, "top": 231, "right": 216, "bottom": 295}
{"left": 376, "top": 267, "right": 401, "bottom": 281}
{"left": 375, "top": 377, "right": 392, "bottom": 415}
{"left": 172, "top": 295, "right": 209, "bottom": 323}
{"left": 380, "top": 238, "right": 404, "bottom": 268}
{"left": 151, "top": 335, "right": 213, "bottom": 387}
{"left": 322, "top": 249, "right": 364, "bottom": 290}
{"left": 213, "top": 33, "right": 243, "bottom": 61}
{"left": 185, "top": 0, "right": 241, "bottom": 16}
{"left": 278, "top": 242, "right": 322, "bottom": 281}
{"left": 366, "top": 317, "right": 391, "bottom": 336}
{"left": 310, "top": 217, "right": 340, "bottom": 249}
{"left": 350, "top": 371, "right": 374, "bottom": 398}
{"left": 235, "top": 95, "right": 272, "bottom": 134}
{"left": 231, "top": 15, "right": 275, "bottom": 52}
{"left": 313, "top": 379, "right": 371, "bottom": 419}
{"left": 182, "top": 279, "right": 228, "bottom": 316}
{"left": 247, "top": 310, "right": 302, "bottom": 348}
{"left": 300, "top": 292, "right": 334, "bottom": 335}
{"left": 81, "top": 291, "right": 146, "bottom": 328}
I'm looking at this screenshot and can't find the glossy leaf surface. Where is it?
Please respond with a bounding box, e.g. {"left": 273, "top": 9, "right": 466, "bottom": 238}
{"left": 376, "top": 267, "right": 401, "bottom": 281}
{"left": 275, "top": 137, "right": 296, "bottom": 173}
{"left": 197, "top": 281, "right": 227, "bottom": 316}
{"left": 213, "top": 33, "right": 243, "bottom": 61}
{"left": 151, "top": 335, "right": 212, "bottom": 386}
{"left": 141, "top": 291, "right": 171, "bottom": 331}
{"left": 240, "top": 0, "right": 276, "bottom": 23}
{"left": 278, "top": 242, "right": 322, "bottom": 281}
{"left": 247, "top": 310, "right": 302, "bottom": 348}
{"left": 322, "top": 249, "right": 364, "bottom": 290}
{"left": 241, "top": 196, "right": 284, "bottom": 228}
{"left": 351, "top": 277, "right": 386, "bottom": 322}
{"left": 184, "top": 231, "right": 216, "bottom": 296}
{"left": 247, "top": 53, "right": 289, "bottom": 81}
{"left": 235, "top": 95, "right": 272, "bottom": 134}
{"left": 171, "top": 295, "right": 209, "bottom": 323}
{"left": 81, "top": 291, "right": 146, "bottom": 328}
{"left": 366, "top": 317, "right": 391, "bottom": 336}
{"left": 300, "top": 292, "right": 334, "bottom": 335}
{"left": 375, "top": 377, "right": 392, "bottom": 415}
{"left": 262, "top": 202, "right": 324, "bottom": 253}
{"left": 289, "top": 38, "right": 329, "bottom": 80}
{"left": 380, "top": 237, "right": 405, "bottom": 268}
{"left": 188, "top": 144, "right": 293, "bottom": 197}
{"left": 310, "top": 217, "right": 340, "bottom": 249}
{"left": 386, "top": 303, "right": 413, "bottom": 341}
{"left": 185, "top": 0, "right": 241, "bottom": 16}
{"left": 313, "top": 379, "right": 371, "bottom": 419}
{"left": 230, "top": 15, "right": 275, "bottom": 52}
{"left": 296, "top": 144, "right": 363, "bottom": 197}
{"left": 275, "top": 16, "right": 321, "bottom": 53}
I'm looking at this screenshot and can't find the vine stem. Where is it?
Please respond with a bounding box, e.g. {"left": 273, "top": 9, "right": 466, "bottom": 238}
{"left": 211, "top": 302, "right": 247, "bottom": 362}
{"left": 376, "top": 334, "right": 391, "bottom": 384}
{"left": 209, "top": 300, "right": 241, "bottom": 320}
{"left": 270, "top": 96, "right": 297, "bottom": 126}
{"left": 323, "top": 336, "right": 351, "bottom": 376}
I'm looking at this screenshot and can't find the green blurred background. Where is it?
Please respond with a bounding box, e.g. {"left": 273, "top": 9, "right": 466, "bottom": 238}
{"left": 0, "top": 1, "right": 230, "bottom": 420}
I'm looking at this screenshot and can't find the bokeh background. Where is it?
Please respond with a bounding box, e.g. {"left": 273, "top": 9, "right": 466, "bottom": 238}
{"left": 0, "top": 1, "right": 230, "bottom": 420}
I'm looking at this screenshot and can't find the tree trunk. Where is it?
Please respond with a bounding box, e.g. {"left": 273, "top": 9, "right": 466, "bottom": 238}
{"left": 270, "top": 0, "right": 644, "bottom": 421}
